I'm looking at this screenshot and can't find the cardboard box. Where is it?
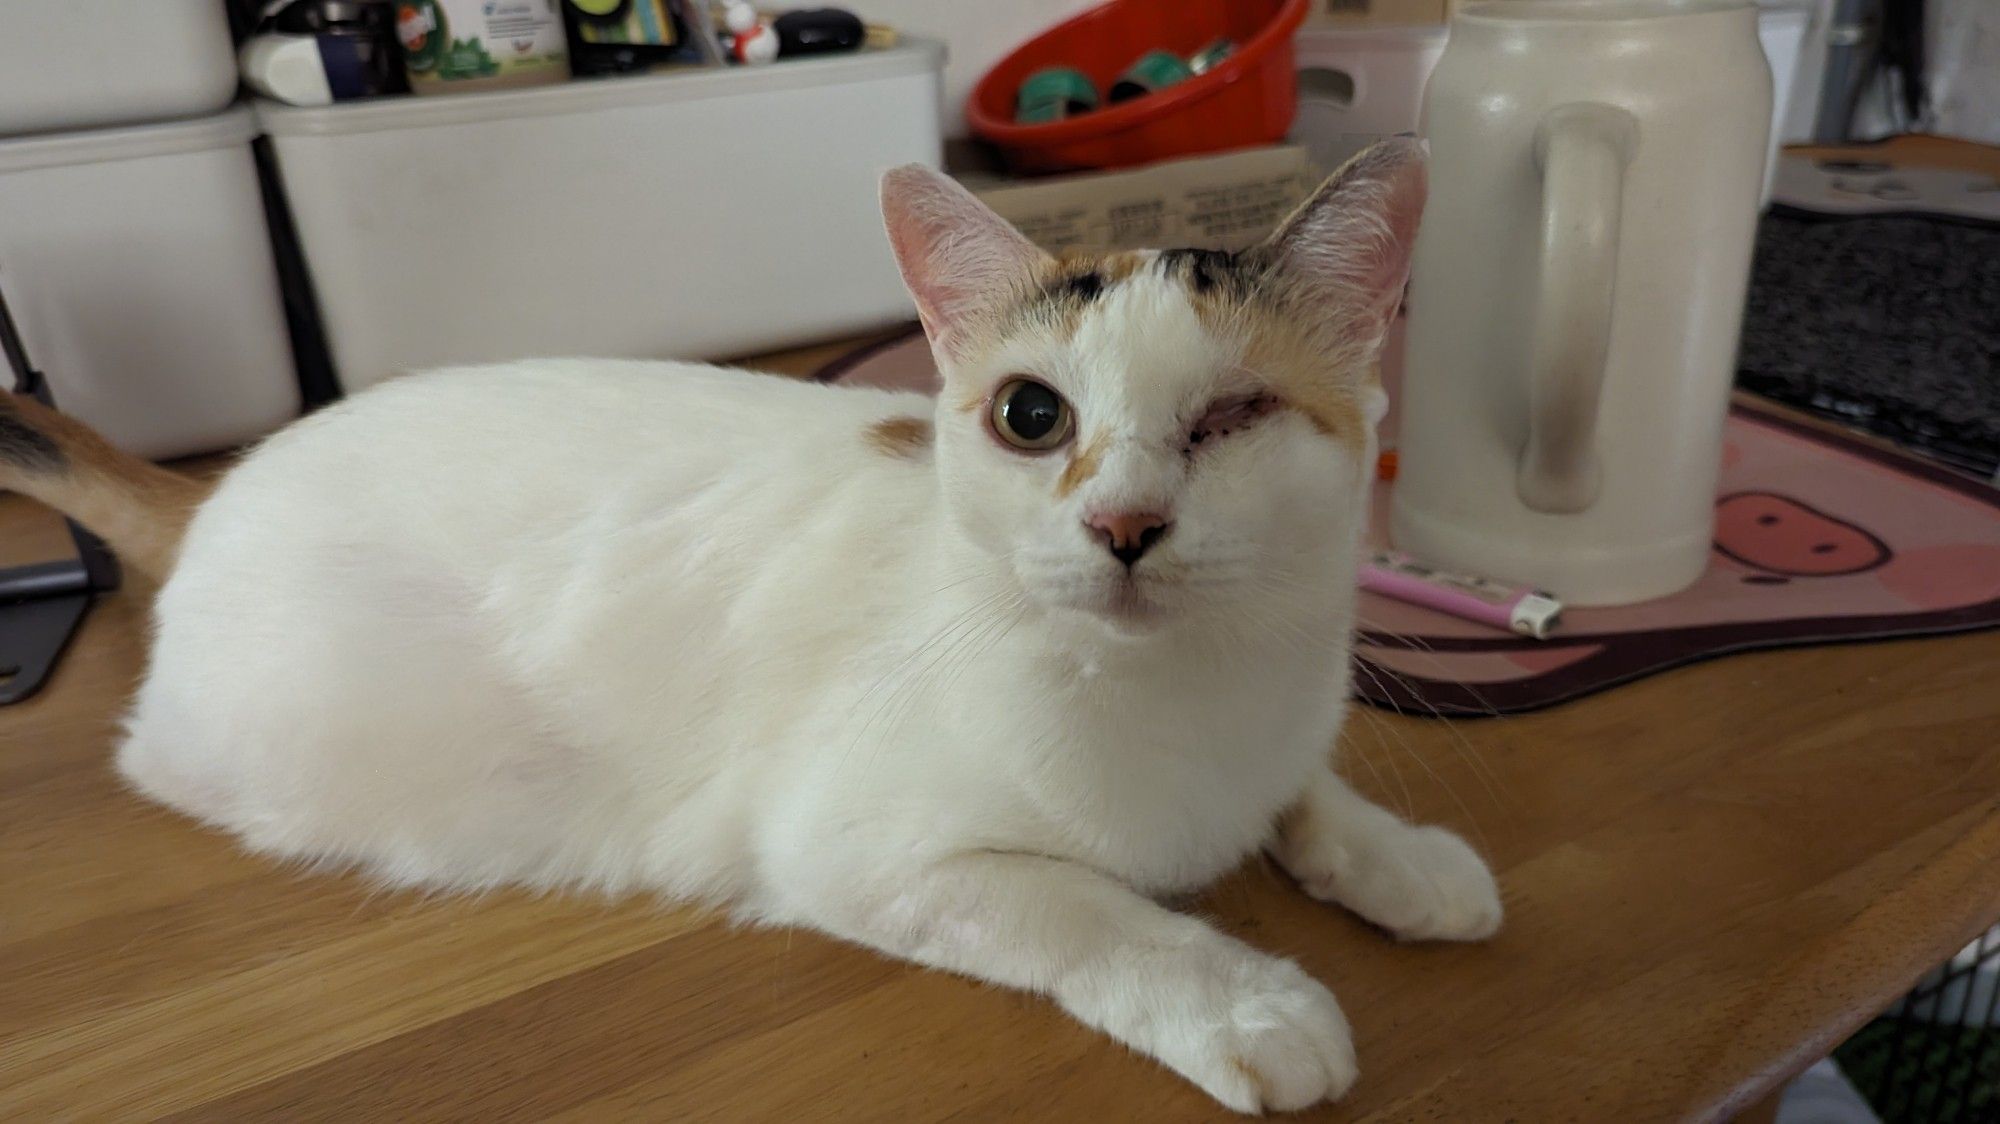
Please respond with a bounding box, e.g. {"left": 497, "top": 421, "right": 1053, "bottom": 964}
{"left": 1310, "top": 0, "right": 1447, "bottom": 26}
{"left": 956, "top": 146, "right": 1317, "bottom": 255}
{"left": 1441, "top": 0, "right": 1538, "bottom": 17}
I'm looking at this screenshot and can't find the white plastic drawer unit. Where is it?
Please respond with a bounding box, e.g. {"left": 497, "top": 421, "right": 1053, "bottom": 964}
{"left": 0, "top": 108, "right": 301, "bottom": 459}
{"left": 258, "top": 40, "right": 947, "bottom": 393}
{"left": 0, "top": 0, "right": 238, "bottom": 136}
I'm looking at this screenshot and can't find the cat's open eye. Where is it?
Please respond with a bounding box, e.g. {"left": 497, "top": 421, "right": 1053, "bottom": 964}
{"left": 990, "top": 378, "right": 1074, "bottom": 452}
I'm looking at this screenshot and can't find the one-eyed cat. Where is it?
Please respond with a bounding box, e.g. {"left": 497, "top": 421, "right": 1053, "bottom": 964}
{"left": 0, "top": 140, "right": 1499, "bottom": 1113}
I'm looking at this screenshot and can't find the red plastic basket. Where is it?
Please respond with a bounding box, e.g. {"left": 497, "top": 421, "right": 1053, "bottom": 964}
{"left": 967, "top": 0, "right": 1310, "bottom": 174}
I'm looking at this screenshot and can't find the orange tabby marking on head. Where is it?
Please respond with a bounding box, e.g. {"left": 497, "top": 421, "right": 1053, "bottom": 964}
{"left": 1236, "top": 306, "right": 1370, "bottom": 457}
{"left": 1282, "top": 390, "right": 1363, "bottom": 443}
{"left": 1039, "top": 249, "right": 1145, "bottom": 288}
{"left": 865, "top": 415, "right": 933, "bottom": 459}
{"left": 1055, "top": 437, "right": 1104, "bottom": 498}
{"left": 1009, "top": 251, "right": 1150, "bottom": 338}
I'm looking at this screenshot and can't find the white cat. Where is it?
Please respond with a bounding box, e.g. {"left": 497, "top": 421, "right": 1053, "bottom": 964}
{"left": 0, "top": 140, "right": 1499, "bottom": 1113}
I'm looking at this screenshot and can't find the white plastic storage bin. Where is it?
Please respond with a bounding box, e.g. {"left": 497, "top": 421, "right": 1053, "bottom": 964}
{"left": 259, "top": 40, "right": 946, "bottom": 393}
{"left": 0, "top": 1, "right": 238, "bottom": 136}
{"left": 0, "top": 107, "right": 301, "bottom": 459}
{"left": 1291, "top": 25, "right": 1447, "bottom": 174}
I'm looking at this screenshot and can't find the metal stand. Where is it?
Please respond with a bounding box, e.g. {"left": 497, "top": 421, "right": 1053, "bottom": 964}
{"left": 0, "top": 282, "right": 119, "bottom": 705}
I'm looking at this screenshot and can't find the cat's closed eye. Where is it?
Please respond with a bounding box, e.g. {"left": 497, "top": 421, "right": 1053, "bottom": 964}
{"left": 1185, "top": 394, "right": 1279, "bottom": 455}
{"left": 990, "top": 377, "right": 1074, "bottom": 452}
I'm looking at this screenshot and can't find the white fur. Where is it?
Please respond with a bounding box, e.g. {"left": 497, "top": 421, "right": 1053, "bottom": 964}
{"left": 116, "top": 156, "right": 1497, "bottom": 1113}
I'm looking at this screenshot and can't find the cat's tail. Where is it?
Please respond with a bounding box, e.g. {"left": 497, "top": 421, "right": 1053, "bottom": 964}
{"left": 0, "top": 388, "right": 211, "bottom": 581}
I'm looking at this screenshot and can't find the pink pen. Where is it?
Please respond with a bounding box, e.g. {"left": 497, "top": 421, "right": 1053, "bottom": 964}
{"left": 1359, "top": 549, "right": 1564, "bottom": 640}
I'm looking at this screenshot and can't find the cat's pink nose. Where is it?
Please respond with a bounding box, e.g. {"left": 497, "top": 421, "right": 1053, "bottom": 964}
{"left": 1086, "top": 511, "right": 1173, "bottom": 568}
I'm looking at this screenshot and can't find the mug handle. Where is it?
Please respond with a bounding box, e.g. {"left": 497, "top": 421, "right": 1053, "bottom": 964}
{"left": 1516, "top": 102, "right": 1637, "bottom": 514}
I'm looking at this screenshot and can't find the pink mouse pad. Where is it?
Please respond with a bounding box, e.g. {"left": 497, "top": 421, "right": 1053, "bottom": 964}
{"left": 817, "top": 329, "right": 2000, "bottom": 716}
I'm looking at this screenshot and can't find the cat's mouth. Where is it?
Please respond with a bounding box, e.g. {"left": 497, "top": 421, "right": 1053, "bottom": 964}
{"left": 1023, "top": 560, "right": 1194, "bottom": 632}
{"left": 1103, "top": 579, "right": 1160, "bottom": 619}
{"left": 1070, "top": 572, "right": 1179, "bottom": 633}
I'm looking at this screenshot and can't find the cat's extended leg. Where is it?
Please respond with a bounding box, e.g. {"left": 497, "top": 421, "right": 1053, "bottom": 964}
{"left": 1269, "top": 766, "right": 1502, "bottom": 942}
{"left": 773, "top": 849, "right": 1356, "bottom": 1114}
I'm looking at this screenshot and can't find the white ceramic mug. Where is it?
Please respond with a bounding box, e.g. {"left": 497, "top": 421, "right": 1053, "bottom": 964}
{"left": 1391, "top": 0, "right": 1772, "bottom": 606}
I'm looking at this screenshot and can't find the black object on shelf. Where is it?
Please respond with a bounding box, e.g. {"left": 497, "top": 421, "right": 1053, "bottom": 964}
{"left": 259, "top": 0, "right": 410, "bottom": 99}
{"left": 773, "top": 9, "right": 864, "bottom": 57}
{"left": 0, "top": 281, "right": 121, "bottom": 706}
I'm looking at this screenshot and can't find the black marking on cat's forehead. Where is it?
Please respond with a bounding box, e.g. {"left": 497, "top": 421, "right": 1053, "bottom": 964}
{"left": 0, "top": 395, "right": 64, "bottom": 474}
{"left": 1157, "top": 247, "right": 1265, "bottom": 302}
{"left": 1010, "top": 259, "right": 1126, "bottom": 330}
{"left": 1027, "top": 267, "right": 1109, "bottom": 314}
{"left": 1007, "top": 247, "right": 1268, "bottom": 334}
{"left": 1158, "top": 248, "right": 1230, "bottom": 292}
{"left": 1057, "top": 270, "right": 1103, "bottom": 302}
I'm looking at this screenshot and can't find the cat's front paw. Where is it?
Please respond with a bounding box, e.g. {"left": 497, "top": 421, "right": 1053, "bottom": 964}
{"left": 1070, "top": 944, "right": 1356, "bottom": 1114}
{"left": 1281, "top": 822, "right": 1502, "bottom": 942}
{"left": 1184, "top": 955, "right": 1358, "bottom": 1114}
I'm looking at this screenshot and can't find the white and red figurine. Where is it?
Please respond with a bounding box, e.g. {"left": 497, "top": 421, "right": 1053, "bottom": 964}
{"left": 720, "top": 1, "right": 777, "bottom": 64}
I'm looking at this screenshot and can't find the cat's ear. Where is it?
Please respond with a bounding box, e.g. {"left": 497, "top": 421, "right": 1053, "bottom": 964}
{"left": 1257, "top": 138, "right": 1427, "bottom": 353}
{"left": 881, "top": 164, "right": 1048, "bottom": 362}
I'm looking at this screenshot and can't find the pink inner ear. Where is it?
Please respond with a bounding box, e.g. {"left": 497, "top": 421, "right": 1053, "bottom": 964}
{"left": 1272, "top": 140, "right": 1430, "bottom": 340}
{"left": 1332, "top": 152, "right": 1427, "bottom": 332}
{"left": 1362, "top": 157, "right": 1427, "bottom": 307}
{"left": 879, "top": 165, "right": 1046, "bottom": 359}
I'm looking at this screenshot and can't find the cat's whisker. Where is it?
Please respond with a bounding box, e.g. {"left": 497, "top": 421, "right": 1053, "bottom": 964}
{"left": 920, "top": 591, "right": 1024, "bottom": 729}
{"left": 1351, "top": 614, "right": 1507, "bottom": 720}
{"left": 1345, "top": 639, "right": 1513, "bottom": 815}
{"left": 864, "top": 593, "right": 1032, "bottom": 778}
{"left": 1347, "top": 656, "right": 1504, "bottom": 839}
{"left": 1343, "top": 707, "right": 1417, "bottom": 822}
{"left": 1337, "top": 725, "right": 1404, "bottom": 820}
{"left": 1344, "top": 602, "right": 1511, "bottom": 771}
{"left": 840, "top": 586, "right": 1015, "bottom": 770}
{"left": 867, "top": 584, "right": 1029, "bottom": 761}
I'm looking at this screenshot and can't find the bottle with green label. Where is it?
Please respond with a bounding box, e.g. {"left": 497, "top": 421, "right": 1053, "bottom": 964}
{"left": 397, "top": 0, "right": 571, "bottom": 93}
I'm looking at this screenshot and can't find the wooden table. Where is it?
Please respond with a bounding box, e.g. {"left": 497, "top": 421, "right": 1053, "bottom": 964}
{"left": 9, "top": 161, "right": 2000, "bottom": 1122}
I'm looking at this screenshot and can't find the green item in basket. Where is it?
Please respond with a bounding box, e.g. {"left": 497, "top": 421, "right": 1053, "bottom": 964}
{"left": 1016, "top": 67, "right": 1099, "bottom": 124}
{"left": 1108, "top": 49, "right": 1194, "bottom": 103}
{"left": 1189, "top": 39, "right": 1236, "bottom": 75}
